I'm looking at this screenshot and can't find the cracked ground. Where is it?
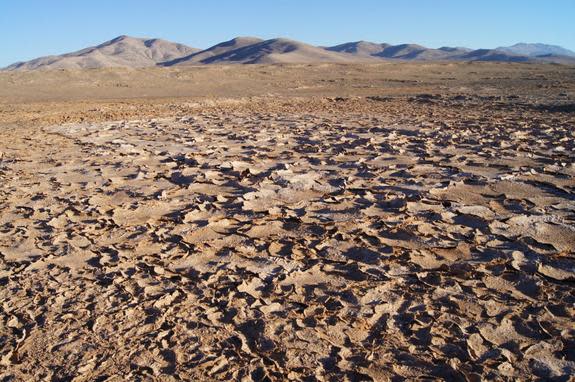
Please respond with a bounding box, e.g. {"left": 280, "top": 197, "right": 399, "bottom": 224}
{"left": 1, "top": 63, "right": 575, "bottom": 381}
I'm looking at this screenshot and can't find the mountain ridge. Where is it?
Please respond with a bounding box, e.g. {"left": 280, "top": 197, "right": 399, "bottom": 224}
{"left": 4, "top": 36, "right": 575, "bottom": 71}
{"left": 165, "top": 37, "right": 375, "bottom": 65}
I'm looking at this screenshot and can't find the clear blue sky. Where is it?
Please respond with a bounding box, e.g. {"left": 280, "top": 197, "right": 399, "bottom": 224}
{"left": 1, "top": 0, "right": 574, "bottom": 66}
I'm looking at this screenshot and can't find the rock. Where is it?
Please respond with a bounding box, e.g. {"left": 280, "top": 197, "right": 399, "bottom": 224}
{"left": 537, "top": 262, "right": 575, "bottom": 281}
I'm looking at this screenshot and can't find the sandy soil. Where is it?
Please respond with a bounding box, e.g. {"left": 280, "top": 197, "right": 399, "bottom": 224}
{"left": 1, "top": 63, "right": 574, "bottom": 381}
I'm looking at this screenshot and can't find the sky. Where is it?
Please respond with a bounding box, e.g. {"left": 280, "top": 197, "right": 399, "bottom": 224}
{"left": 1, "top": 0, "right": 574, "bottom": 66}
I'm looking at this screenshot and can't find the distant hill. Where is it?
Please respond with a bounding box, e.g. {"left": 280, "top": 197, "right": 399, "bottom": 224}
{"left": 326, "top": 41, "right": 390, "bottom": 56}
{"left": 497, "top": 43, "right": 575, "bottom": 58}
{"left": 4, "top": 36, "right": 575, "bottom": 70}
{"left": 331, "top": 42, "right": 575, "bottom": 63}
{"left": 161, "top": 37, "right": 264, "bottom": 66}
{"left": 456, "top": 49, "right": 532, "bottom": 62}
{"left": 4, "top": 36, "right": 199, "bottom": 71}
{"left": 327, "top": 42, "right": 525, "bottom": 61}
{"left": 166, "top": 37, "right": 374, "bottom": 65}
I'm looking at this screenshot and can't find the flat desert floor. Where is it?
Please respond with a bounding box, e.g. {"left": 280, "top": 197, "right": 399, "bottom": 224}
{"left": 1, "top": 63, "right": 574, "bottom": 381}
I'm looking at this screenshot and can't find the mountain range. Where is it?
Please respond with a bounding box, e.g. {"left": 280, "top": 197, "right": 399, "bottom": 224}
{"left": 4, "top": 35, "right": 575, "bottom": 71}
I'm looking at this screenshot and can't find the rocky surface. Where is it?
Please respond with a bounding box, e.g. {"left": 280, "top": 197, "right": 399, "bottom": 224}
{"left": 1, "top": 92, "right": 574, "bottom": 380}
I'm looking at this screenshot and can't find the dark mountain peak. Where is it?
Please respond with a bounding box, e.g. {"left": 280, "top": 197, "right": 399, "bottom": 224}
{"left": 438, "top": 46, "right": 471, "bottom": 53}
{"left": 375, "top": 44, "right": 427, "bottom": 58}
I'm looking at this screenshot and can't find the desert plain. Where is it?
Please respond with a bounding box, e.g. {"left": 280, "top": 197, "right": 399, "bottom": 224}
{"left": 0, "top": 62, "right": 574, "bottom": 381}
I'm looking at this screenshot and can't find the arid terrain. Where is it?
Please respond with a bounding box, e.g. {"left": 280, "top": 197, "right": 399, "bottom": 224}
{"left": 1, "top": 62, "right": 575, "bottom": 381}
